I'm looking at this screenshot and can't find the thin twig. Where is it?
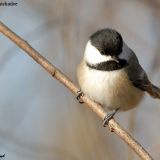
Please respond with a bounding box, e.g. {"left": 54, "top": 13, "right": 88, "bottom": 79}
{"left": 0, "top": 21, "right": 153, "bottom": 160}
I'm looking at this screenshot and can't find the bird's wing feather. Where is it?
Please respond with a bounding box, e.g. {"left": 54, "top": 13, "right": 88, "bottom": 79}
{"left": 126, "top": 50, "right": 160, "bottom": 99}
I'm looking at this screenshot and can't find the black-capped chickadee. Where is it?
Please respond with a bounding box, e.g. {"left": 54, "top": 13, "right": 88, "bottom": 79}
{"left": 77, "top": 28, "right": 160, "bottom": 126}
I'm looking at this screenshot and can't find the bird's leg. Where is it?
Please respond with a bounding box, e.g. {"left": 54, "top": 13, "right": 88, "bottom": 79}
{"left": 76, "top": 90, "right": 84, "bottom": 104}
{"left": 103, "top": 108, "right": 120, "bottom": 127}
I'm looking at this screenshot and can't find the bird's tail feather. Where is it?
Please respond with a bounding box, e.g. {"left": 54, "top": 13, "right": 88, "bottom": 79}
{"left": 148, "top": 84, "right": 160, "bottom": 99}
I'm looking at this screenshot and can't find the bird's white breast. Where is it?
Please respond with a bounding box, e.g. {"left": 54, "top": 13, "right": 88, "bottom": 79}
{"left": 77, "top": 61, "right": 144, "bottom": 111}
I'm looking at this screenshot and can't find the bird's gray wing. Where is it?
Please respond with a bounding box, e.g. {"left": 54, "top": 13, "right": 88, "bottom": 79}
{"left": 120, "top": 46, "right": 150, "bottom": 91}
{"left": 126, "top": 50, "right": 160, "bottom": 98}
{"left": 127, "top": 60, "right": 150, "bottom": 91}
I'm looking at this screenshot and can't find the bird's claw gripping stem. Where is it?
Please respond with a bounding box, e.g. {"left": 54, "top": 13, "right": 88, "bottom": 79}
{"left": 103, "top": 108, "right": 119, "bottom": 127}
{"left": 76, "top": 90, "right": 84, "bottom": 104}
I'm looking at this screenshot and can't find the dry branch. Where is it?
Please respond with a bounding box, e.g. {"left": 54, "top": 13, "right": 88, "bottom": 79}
{"left": 0, "top": 21, "right": 153, "bottom": 160}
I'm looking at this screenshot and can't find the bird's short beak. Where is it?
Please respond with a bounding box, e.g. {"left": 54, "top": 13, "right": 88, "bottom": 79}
{"left": 112, "top": 56, "right": 119, "bottom": 63}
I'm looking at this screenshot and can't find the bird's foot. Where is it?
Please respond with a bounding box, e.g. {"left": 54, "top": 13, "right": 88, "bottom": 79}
{"left": 103, "top": 108, "right": 119, "bottom": 127}
{"left": 76, "top": 90, "right": 84, "bottom": 104}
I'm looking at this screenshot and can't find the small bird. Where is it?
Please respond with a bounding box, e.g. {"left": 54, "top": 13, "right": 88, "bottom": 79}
{"left": 77, "top": 28, "right": 160, "bottom": 126}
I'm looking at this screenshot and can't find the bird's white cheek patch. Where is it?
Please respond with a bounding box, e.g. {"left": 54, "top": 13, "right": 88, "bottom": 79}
{"left": 84, "top": 41, "right": 114, "bottom": 64}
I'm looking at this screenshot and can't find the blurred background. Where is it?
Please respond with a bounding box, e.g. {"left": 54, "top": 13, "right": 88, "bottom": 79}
{"left": 0, "top": 0, "right": 160, "bottom": 159}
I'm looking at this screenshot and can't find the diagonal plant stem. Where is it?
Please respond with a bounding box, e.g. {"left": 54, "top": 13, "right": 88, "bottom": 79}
{"left": 0, "top": 21, "right": 153, "bottom": 160}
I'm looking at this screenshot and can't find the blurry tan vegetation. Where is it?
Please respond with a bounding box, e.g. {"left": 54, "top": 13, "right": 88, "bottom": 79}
{"left": 0, "top": 0, "right": 160, "bottom": 160}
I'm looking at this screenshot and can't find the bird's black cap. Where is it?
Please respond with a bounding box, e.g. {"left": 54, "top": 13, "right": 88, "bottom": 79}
{"left": 90, "top": 28, "right": 123, "bottom": 56}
